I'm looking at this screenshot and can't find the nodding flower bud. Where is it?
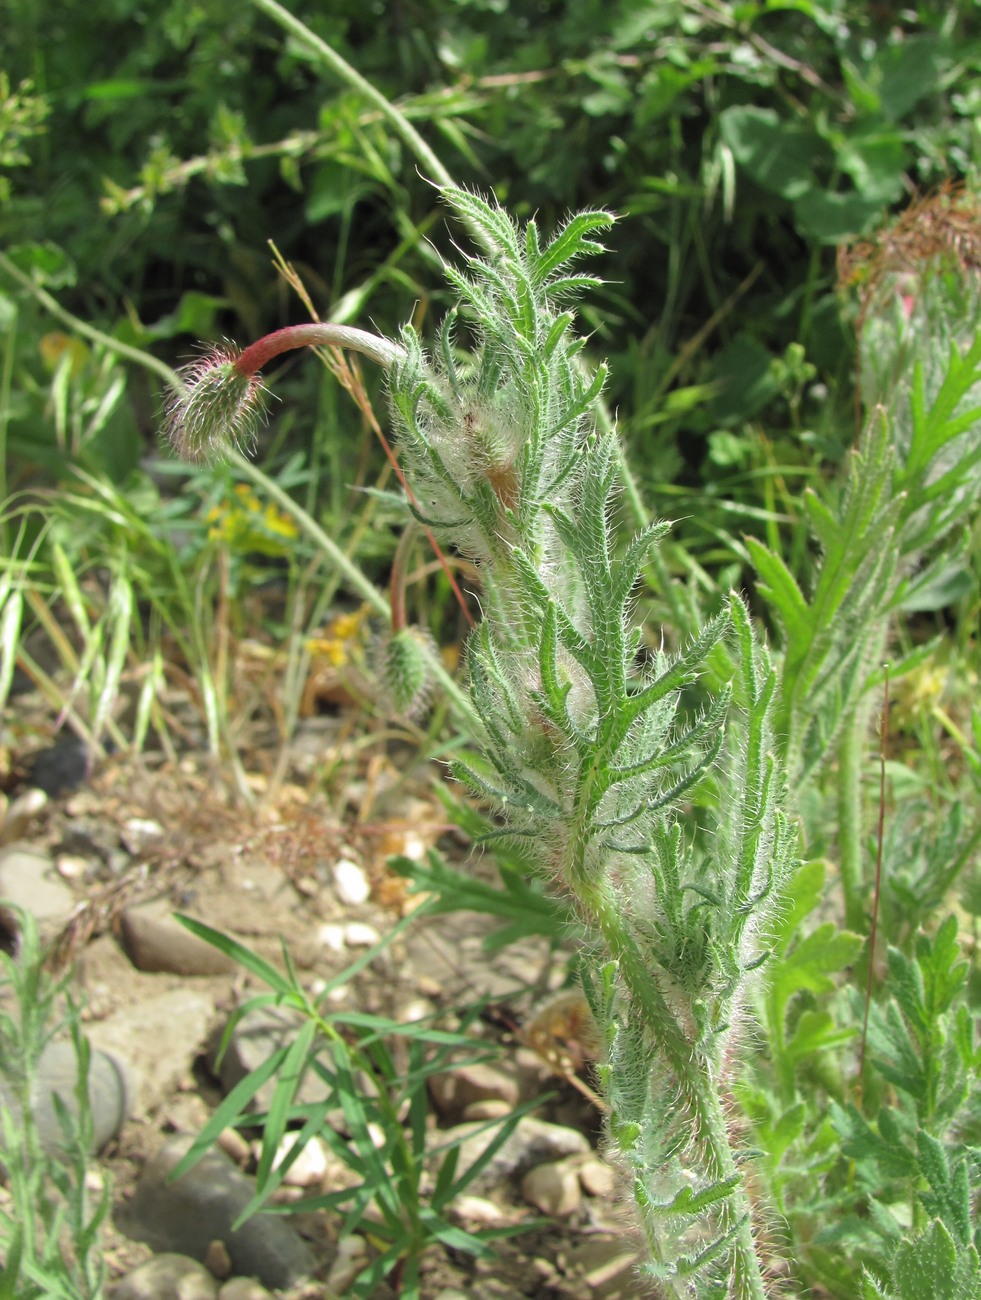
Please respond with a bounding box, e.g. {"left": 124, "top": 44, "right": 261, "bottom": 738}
{"left": 164, "top": 324, "right": 406, "bottom": 464}
{"left": 164, "top": 345, "right": 266, "bottom": 464}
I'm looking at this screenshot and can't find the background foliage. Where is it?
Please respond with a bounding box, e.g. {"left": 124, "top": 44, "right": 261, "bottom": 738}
{"left": 4, "top": 0, "right": 980, "bottom": 476}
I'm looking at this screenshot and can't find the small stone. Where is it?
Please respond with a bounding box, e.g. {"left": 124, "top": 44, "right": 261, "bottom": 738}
{"left": 273, "top": 1133, "right": 328, "bottom": 1188}
{"left": 441, "top": 1116, "right": 589, "bottom": 1191}
{"left": 120, "top": 901, "right": 237, "bottom": 976}
{"left": 325, "top": 1235, "right": 368, "bottom": 1292}
{"left": 218, "top": 1282, "right": 274, "bottom": 1300}
{"left": 578, "top": 1155, "right": 618, "bottom": 1198}
{"left": 343, "top": 921, "right": 379, "bottom": 947}
{"left": 563, "top": 1237, "right": 644, "bottom": 1296}
{"left": 520, "top": 1158, "right": 583, "bottom": 1216}
{"left": 464, "top": 1099, "right": 513, "bottom": 1122}
{"left": 211, "top": 1006, "right": 329, "bottom": 1113}
{"left": 217, "top": 1128, "right": 251, "bottom": 1165}
{"left": 429, "top": 1062, "right": 520, "bottom": 1124}
{"left": 0, "top": 1039, "right": 131, "bottom": 1155}
{"left": 120, "top": 817, "right": 165, "bottom": 855}
{"left": 332, "top": 858, "right": 370, "bottom": 906}
{"left": 450, "top": 1195, "right": 505, "bottom": 1227}
{"left": 28, "top": 738, "right": 90, "bottom": 797}
{"left": 470, "top": 1277, "right": 530, "bottom": 1300}
{"left": 398, "top": 997, "right": 431, "bottom": 1024}
{"left": 110, "top": 1252, "right": 218, "bottom": 1300}
{"left": 55, "top": 853, "right": 90, "bottom": 880}
{"left": 204, "top": 1239, "right": 233, "bottom": 1280}
{"left": 0, "top": 843, "right": 74, "bottom": 925}
{"left": 0, "top": 788, "right": 47, "bottom": 846}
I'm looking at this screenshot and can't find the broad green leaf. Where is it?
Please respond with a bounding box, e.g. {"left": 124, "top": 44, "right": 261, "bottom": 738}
{"left": 770, "top": 923, "right": 864, "bottom": 1020}
{"left": 837, "top": 131, "right": 907, "bottom": 204}
{"left": 794, "top": 189, "right": 885, "bottom": 244}
{"left": 768, "top": 858, "right": 825, "bottom": 953}
{"left": 719, "top": 107, "right": 823, "bottom": 200}
{"left": 785, "top": 1010, "right": 856, "bottom": 1063}
{"left": 6, "top": 240, "right": 76, "bottom": 288}
{"left": 875, "top": 35, "right": 945, "bottom": 123}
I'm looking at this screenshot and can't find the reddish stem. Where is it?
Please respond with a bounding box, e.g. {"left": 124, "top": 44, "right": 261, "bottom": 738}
{"left": 232, "top": 322, "right": 473, "bottom": 629}
{"left": 235, "top": 323, "right": 403, "bottom": 376}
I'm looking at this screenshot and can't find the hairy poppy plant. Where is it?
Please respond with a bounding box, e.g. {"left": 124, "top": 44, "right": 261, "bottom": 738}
{"left": 165, "top": 186, "right": 799, "bottom": 1298}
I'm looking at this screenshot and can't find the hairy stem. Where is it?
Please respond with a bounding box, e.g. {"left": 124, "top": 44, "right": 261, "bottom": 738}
{"left": 235, "top": 322, "right": 405, "bottom": 375}
{"left": 573, "top": 859, "right": 768, "bottom": 1296}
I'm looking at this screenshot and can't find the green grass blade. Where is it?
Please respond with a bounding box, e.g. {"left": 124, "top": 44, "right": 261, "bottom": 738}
{"left": 173, "top": 915, "right": 295, "bottom": 996}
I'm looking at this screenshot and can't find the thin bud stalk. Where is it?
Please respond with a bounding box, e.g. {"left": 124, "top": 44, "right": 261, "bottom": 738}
{"left": 235, "top": 323, "right": 406, "bottom": 375}
{"left": 164, "top": 324, "right": 405, "bottom": 463}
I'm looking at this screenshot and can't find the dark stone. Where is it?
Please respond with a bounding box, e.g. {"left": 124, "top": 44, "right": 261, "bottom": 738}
{"left": 117, "top": 1135, "right": 317, "bottom": 1290}
{"left": 28, "top": 738, "right": 91, "bottom": 796}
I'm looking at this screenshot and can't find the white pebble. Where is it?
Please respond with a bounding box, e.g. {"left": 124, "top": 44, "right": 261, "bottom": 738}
{"left": 56, "top": 853, "right": 89, "bottom": 880}
{"left": 400, "top": 832, "right": 427, "bottom": 861}
{"left": 332, "top": 859, "right": 370, "bottom": 906}
{"left": 273, "top": 1133, "right": 328, "bottom": 1187}
{"left": 120, "top": 817, "right": 165, "bottom": 854}
{"left": 343, "top": 922, "right": 380, "bottom": 948}
{"left": 316, "top": 923, "right": 346, "bottom": 952}
{"left": 2, "top": 788, "right": 47, "bottom": 842}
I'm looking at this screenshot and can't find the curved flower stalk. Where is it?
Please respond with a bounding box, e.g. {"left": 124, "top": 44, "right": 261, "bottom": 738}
{"left": 165, "top": 186, "right": 797, "bottom": 1296}
{"left": 163, "top": 323, "right": 405, "bottom": 462}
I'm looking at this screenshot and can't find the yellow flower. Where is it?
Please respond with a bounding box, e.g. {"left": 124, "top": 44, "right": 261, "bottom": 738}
{"left": 203, "top": 485, "right": 298, "bottom": 555}
{"left": 304, "top": 604, "right": 371, "bottom": 668}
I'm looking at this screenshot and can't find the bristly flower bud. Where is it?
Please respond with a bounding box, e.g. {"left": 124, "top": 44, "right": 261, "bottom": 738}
{"left": 164, "top": 323, "right": 406, "bottom": 464}
{"left": 378, "top": 625, "right": 437, "bottom": 719}
{"left": 164, "top": 345, "right": 267, "bottom": 464}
